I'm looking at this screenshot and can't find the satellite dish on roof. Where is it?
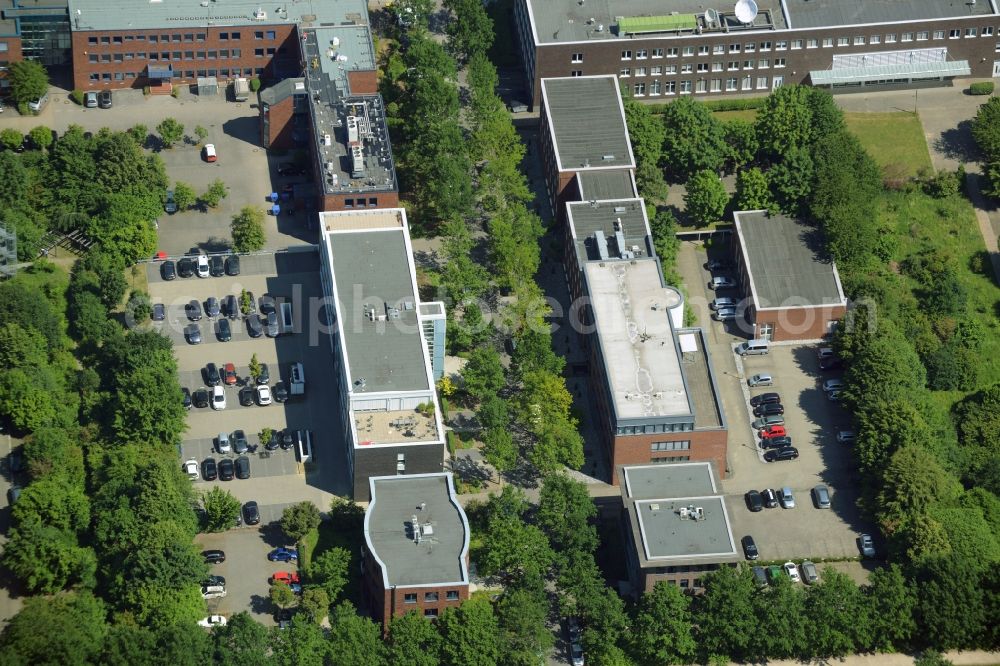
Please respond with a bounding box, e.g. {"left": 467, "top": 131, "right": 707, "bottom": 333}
{"left": 734, "top": 0, "right": 758, "bottom": 23}
{"left": 705, "top": 8, "right": 719, "bottom": 26}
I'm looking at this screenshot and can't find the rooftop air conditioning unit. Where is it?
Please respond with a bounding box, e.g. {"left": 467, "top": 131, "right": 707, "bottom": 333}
{"left": 253, "top": 7, "right": 267, "bottom": 20}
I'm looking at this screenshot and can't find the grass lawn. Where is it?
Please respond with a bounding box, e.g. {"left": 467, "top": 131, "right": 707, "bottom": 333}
{"left": 713, "top": 109, "right": 758, "bottom": 123}
{"left": 880, "top": 189, "right": 1000, "bottom": 389}
{"left": 844, "top": 111, "right": 932, "bottom": 177}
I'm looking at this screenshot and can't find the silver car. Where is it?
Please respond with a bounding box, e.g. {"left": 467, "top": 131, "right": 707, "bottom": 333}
{"left": 812, "top": 485, "right": 831, "bottom": 509}
{"left": 712, "top": 307, "right": 737, "bottom": 322}
{"left": 710, "top": 276, "right": 736, "bottom": 290}
{"left": 748, "top": 373, "right": 773, "bottom": 387}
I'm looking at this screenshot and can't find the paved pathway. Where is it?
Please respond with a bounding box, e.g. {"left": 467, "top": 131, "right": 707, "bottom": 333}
{"left": 745, "top": 651, "right": 1000, "bottom": 666}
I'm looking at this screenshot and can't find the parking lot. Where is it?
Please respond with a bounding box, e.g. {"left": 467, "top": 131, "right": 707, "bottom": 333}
{"left": 678, "top": 240, "right": 876, "bottom": 566}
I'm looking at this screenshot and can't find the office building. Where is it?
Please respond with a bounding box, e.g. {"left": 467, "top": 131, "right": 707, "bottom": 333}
{"left": 418, "top": 301, "right": 446, "bottom": 382}
{"left": 318, "top": 207, "right": 446, "bottom": 500}
{"left": 619, "top": 462, "right": 740, "bottom": 595}
{"left": 515, "top": 0, "right": 990, "bottom": 107}
{"left": 731, "top": 210, "right": 848, "bottom": 341}
{"left": 362, "top": 473, "right": 470, "bottom": 626}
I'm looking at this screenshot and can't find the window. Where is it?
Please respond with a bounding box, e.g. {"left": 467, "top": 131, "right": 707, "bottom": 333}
{"left": 635, "top": 66, "right": 647, "bottom": 76}
{"left": 680, "top": 80, "right": 691, "bottom": 93}
{"left": 344, "top": 198, "right": 355, "bottom": 209}
{"left": 232, "top": 48, "right": 241, "bottom": 57}
{"left": 711, "top": 62, "right": 723, "bottom": 72}
{"left": 950, "top": 29, "right": 961, "bottom": 38}
{"left": 680, "top": 579, "right": 689, "bottom": 588}
{"left": 822, "top": 37, "right": 833, "bottom": 47}
{"left": 184, "top": 33, "right": 194, "bottom": 42}
{"left": 870, "top": 34, "right": 881, "bottom": 44}
{"left": 149, "top": 35, "right": 158, "bottom": 43}
{"left": 698, "top": 45, "right": 709, "bottom": 55}
{"left": 100, "top": 53, "right": 111, "bottom": 62}
{"left": 697, "top": 63, "right": 709, "bottom": 72}
{"left": 197, "top": 51, "right": 206, "bottom": 59}
{"left": 113, "top": 53, "right": 123, "bottom": 62}
{"left": 231, "top": 32, "right": 241, "bottom": 39}
{"left": 266, "top": 47, "right": 275, "bottom": 55}
{"left": 621, "top": 50, "right": 632, "bottom": 59}
{"left": 650, "top": 80, "right": 661, "bottom": 95}
{"left": 713, "top": 44, "right": 725, "bottom": 55}
{"left": 683, "top": 46, "right": 694, "bottom": 56}
{"left": 726, "top": 77, "right": 737, "bottom": 91}
{"left": 666, "top": 47, "right": 678, "bottom": 56}
{"left": 446, "top": 591, "right": 460, "bottom": 601}
{"left": 89, "top": 73, "right": 99, "bottom": 81}
{"left": 101, "top": 36, "right": 110, "bottom": 44}
{"left": 744, "top": 42, "right": 755, "bottom": 52}
{"left": 774, "top": 57, "right": 786, "bottom": 67}
{"left": 806, "top": 38, "right": 817, "bottom": 48}
{"left": 696, "top": 79, "right": 707, "bottom": 93}
{"left": 424, "top": 609, "right": 438, "bottom": 618}
{"left": 886, "top": 33, "right": 897, "bottom": 42}
{"left": 149, "top": 53, "right": 158, "bottom": 61}
{"left": 220, "top": 32, "right": 229, "bottom": 41}
{"left": 772, "top": 75, "right": 783, "bottom": 88}
{"left": 742, "top": 75, "right": 752, "bottom": 90}
{"left": 137, "top": 51, "right": 146, "bottom": 59}
{"left": 88, "top": 36, "right": 98, "bottom": 45}
{"left": 651, "top": 65, "right": 663, "bottom": 75}
{"left": 197, "top": 33, "right": 206, "bottom": 41}
{"left": 743, "top": 59, "right": 754, "bottom": 69}
{"left": 619, "top": 68, "right": 631, "bottom": 77}
{"left": 136, "top": 35, "right": 146, "bottom": 41}
{"left": 901, "top": 32, "right": 913, "bottom": 42}
{"left": 207, "top": 50, "right": 216, "bottom": 58}
{"left": 102, "top": 72, "right": 111, "bottom": 81}
{"left": 570, "top": 70, "right": 582, "bottom": 77}
{"left": 172, "top": 51, "right": 181, "bottom": 60}
{"left": 219, "top": 49, "right": 229, "bottom": 58}
{"left": 172, "top": 33, "right": 181, "bottom": 42}
{"left": 967, "top": 28, "right": 978, "bottom": 37}
{"left": 775, "top": 40, "right": 787, "bottom": 50}
{"left": 113, "top": 35, "right": 123, "bottom": 44}
{"left": 837, "top": 37, "right": 849, "bottom": 46}
{"left": 933, "top": 30, "right": 945, "bottom": 39}
{"left": 756, "top": 75, "right": 768, "bottom": 89}
{"left": 396, "top": 452, "right": 405, "bottom": 472}
{"left": 369, "top": 197, "right": 378, "bottom": 207}
{"left": 729, "top": 43, "right": 741, "bottom": 53}
{"left": 665, "top": 64, "right": 676, "bottom": 74}
{"left": 916, "top": 31, "right": 928, "bottom": 40}
{"left": 633, "top": 82, "right": 645, "bottom": 95}
{"left": 652, "top": 48, "right": 664, "bottom": 57}
{"left": 571, "top": 52, "right": 583, "bottom": 63}
{"left": 184, "top": 51, "right": 194, "bottom": 60}
{"left": 221, "top": 68, "right": 230, "bottom": 78}
{"left": 758, "top": 58, "right": 770, "bottom": 68}
{"left": 636, "top": 49, "right": 648, "bottom": 58}
{"left": 255, "top": 31, "right": 264, "bottom": 40}
{"left": 854, "top": 35, "right": 865, "bottom": 45}
{"left": 728, "top": 61, "right": 739, "bottom": 70}
{"left": 404, "top": 593, "right": 417, "bottom": 603}
{"left": 88, "top": 54, "right": 98, "bottom": 63}
{"left": 665, "top": 81, "right": 676, "bottom": 94}
{"left": 125, "top": 52, "right": 133, "bottom": 60}
{"left": 255, "top": 48, "right": 264, "bottom": 57}
{"left": 710, "top": 79, "right": 721, "bottom": 92}
{"left": 424, "top": 592, "right": 439, "bottom": 602}
{"left": 759, "top": 40, "right": 771, "bottom": 51}
{"left": 681, "top": 63, "right": 693, "bottom": 73}
{"left": 985, "top": 27, "right": 995, "bottom": 36}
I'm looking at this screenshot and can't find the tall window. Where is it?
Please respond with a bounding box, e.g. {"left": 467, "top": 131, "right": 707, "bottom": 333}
{"left": 571, "top": 52, "right": 583, "bottom": 63}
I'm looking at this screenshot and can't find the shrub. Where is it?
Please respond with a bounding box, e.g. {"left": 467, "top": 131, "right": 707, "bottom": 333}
{"left": 970, "top": 81, "right": 994, "bottom": 96}
{"left": 249, "top": 77, "right": 262, "bottom": 92}
{"left": 69, "top": 90, "right": 84, "bottom": 105}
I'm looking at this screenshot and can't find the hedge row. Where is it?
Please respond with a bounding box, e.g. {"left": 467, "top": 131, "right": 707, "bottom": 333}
{"left": 644, "top": 95, "right": 769, "bottom": 115}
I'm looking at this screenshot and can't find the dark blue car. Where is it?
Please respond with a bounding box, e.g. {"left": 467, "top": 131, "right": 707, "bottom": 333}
{"left": 268, "top": 547, "right": 299, "bottom": 562}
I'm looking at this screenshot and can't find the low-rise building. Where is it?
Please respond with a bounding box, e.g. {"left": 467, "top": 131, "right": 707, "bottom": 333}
{"left": 318, "top": 208, "right": 446, "bottom": 499}
{"left": 259, "top": 77, "right": 307, "bottom": 149}
{"left": 362, "top": 473, "right": 470, "bottom": 626}
{"left": 619, "top": 462, "right": 739, "bottom": 596}
{"left": 730, "top": 210, "right": 848, "bottom": 341}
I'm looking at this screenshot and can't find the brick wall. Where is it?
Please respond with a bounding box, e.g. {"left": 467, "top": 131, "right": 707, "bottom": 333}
{"left": 262, "top": 94, "right": 295, "bottom": 149}
{"left": 609, "top": 429, "right": 729, "bottom": 485}
{"left": 321, "top": 190, "right": 400, "bottom": 213}
{"left": 752, "top": 304, "right": 846, "bottom": 341}
{"left": 70, "top": 24, "right": 298, "bottom": 90}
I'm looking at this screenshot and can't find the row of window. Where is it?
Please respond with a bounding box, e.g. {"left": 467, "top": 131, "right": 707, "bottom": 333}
{"left": 86, "top": 30, "right": 277, "bottom": 46}
{"left": 87, "top": 48, "right": 267, "bottom": 63}
{"left": 344, "top": 197, "right": 379, "bottom": 208}
{"left": 87, "top": 67, "right": 262, "bottom": 82}
{"left": 403, "top": 591, "right": 461, "bottom": 603}
{"left": 651, "top": 440, "right": 691, "bottom": 452}
{"left": 620, "top": 57, "right": 784, "bottom": 76}
{"left": 615, "top": 422, "right": 694, "bottom": 435}
{"left": 604, "top": 26, "right": 995, "bottom": 63}
{"left": 629, "top": 76, "right": 780, "bottom": 96}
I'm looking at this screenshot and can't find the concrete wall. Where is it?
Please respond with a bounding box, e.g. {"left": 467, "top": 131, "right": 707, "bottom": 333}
{"left": 352, "top": 442, "right": 445, "bottom": 500}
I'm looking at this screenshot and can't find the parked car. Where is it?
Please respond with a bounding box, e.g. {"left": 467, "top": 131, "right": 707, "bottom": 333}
{"left": 259, "top": 294, "right": 277, "bottom": 315}
{"left": 819, "top": 356, "right": 844, "bottom": 371}
{"left": 705, "top": 258, "right": 732, "bottom": 271}
{"left": 83, "top": 91, "right": 98, "bottom": 108}
{"left": 767, "top": 564, "right": 783, "bottom": 583}
{"left": 98, "top": 90, "right": 113, "bottom": 109}
{"left": 224, "top": 294, "right": 240, "bottom": 320}
{"left": 218, "top": 458, "right": 235, "bottom": 481}
{"left": 761, "top": 488, "right": 779, "bottom": 508}
{"left": 745, "top": 489, "right": 764, "bottom": 512}
{"left": 183, "top": 458, "right": 199, "bottom": 480}
{"left": 817, "top": 347, "right": 835, "bottom": 360}
{"left": 759, "top": 425, "right": 787, "bottom": 439}
{"left": 29, "top": 93, "right": 49, "bottom": 112}
{"left": 749, "top": 392, "right": 780, "bottom": 407}
{"left": 764, "top": 447, "right": 798, "bottom": 462}
{"left": 161, "top": 260, "right": 176, "bottom": 281}
{"left": 268, "top": 547, "right": 299, "bottom": 562}
{"left": 225, "top": 254, "right": 241, "bottom": 276}
{"left": 801, "top": 560, "right": 819, "bottom": 585}
{"left": 271, "top": 571, "right": 301, "bottom": 585}
{"left": 709, "top": 276, "right": 736, "bottom": 290}
{"left": 203, "top": 458, "right": 218, "bottom": 481}
{"left": 181, "top": 387, "right": 192, "bottom": 410}
{"left": 712, "top": 307, "right": 737, "bottom": 322}
{"left": 205, "top": 297, "right": 221, "bottom": 318}
{"left": 205, "top": 362, "right": 221, "bottom": 386}
{"left": 256, "top": 363, "right": 270, "bottom": 384}
{"left": 273, "top": 382, "right": 289, "bottom": 403}
{"left": 198, "top": 615, "right": 227, "bottom": 628}
{"left": 196, "top": 254, "right": 210, "bottom": 278}
{"left": 710, "top": 296, "right": 737, "bottom": 311}
{"left": 277, "top": 162, "right": 306, "bottom": 176}
{"left": 239, "top": 385, "right": 256, "bottom": 407}
{"left": 265, "top": 311, "right": 280, "bottom": 337}
{"left": 232, "top": 429, "right": 248, "bottom": 454}
{"left": 216, "top": 431, "right": 231, "bottom": 454}
{"left": 859, "top": 534, "right": 876, "bottom": 558}
{"left": 223, "top": 363, "right": 238, "bottom": 385}
{"left": 209, "top": 255, "right": 225, "bottom": 277}
{"left": 747, "top": 373, "right": 773, "bottom": 387}
{"left": 152, "top": 303, "right": 166, "bottom": 321}
{"left": 822, "top": 378, "right": 845, "bottom": 392}
{"left": 751, "top": 414, "right": 784, "bottom": 430}
{"left": 569, "top": 642, "right": 585, "bottom": 666}
{"left": 202, "top": 585, "right": 226, "bottom": 600}
{"left": 760, "top": 436, "right": 792, "bottom": 450}
{"left": 752, "top": 566, "right": 769, "bottom": 588}
{"left": 836, "top": 430, "right": 857, "bottom": 445}
{"left": 193, "top": 389, "right": 209, "bottom": 408}
{"left": 164, "top": 190, "right": 178, "bottom": 214}
{"left": 827, "top": 389, "right": 843, "bottom": 402}
{"left": 235, "top": 455, "right": 250, "bottom": 479}
{"left": 203, "top": 143, "right": 217, "bottom": 162}
{"left": 178, "top": 257, "right": 196, "bottom": 278}
{"left": 812, "top": 485, "right": 831, "bottom": 509}
{"left": 265, "top": 431, "right": 282, "bottom": 451}
{"left": 753, "top": 402, "right": 784, "bottom": 417}
{"left": 242, "top": 501, "right": 260, "bottom": 525}
{"left": 211, "top": 385, "right": 226, "bottom": 410}
{"left": 185, "top": 324, "right": 202, "bottom": 344}
{"left": 216, "top": 319, "right": 232, "bottom": 342}
{"left": 256, "top": 385, "right": 272, "bottom": 406}
{"left": 779, "top": 487, "right": 795, "bottom": 509}
{"left": 186, "top": 299, "right": 203, "bottom": 321}
{"left": 741, "top": 535, "right": 759, "bottom": 560}
{"left": 783, "top": 561, "right": 801, "bottom": 583}
{"left": 246, "top": 313, "right": 264, "bottom": 338}
{"left": 203, "top": 550, "right": 226, "bottom": 564}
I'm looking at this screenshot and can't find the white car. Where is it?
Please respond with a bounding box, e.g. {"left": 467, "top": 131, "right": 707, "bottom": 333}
{"left": 211, "top": 385, "right": 226, "bottom": 410}
{"left": 779, "top": 487, "right": 795, "bottom": 509}
{"left": 198, "top": 615, "right": 227, "bottom": 628}
{"left": 836, "top": 430, "right": 857, "bottom": 444}
{"left": 783, "top": 561, "right": 801, "bottom": 583}
{"left": 183, "top": 458, "right": 199, "bottom": 480}
{"left": 817, "top": 347, "right": 835, "bottom": 359}
{"left": 859, "top": 534, "right": 876, "bottom": 558}
{"left": 197, "top": 254, "right": 210, "bottom": 278}
{"left": 822, "top": 378, "right": 845, "bottom": 392}
{"left": 216, "top": 431, "right": 232, "bottom": 454}
{"left": 256, "top": 384, "right": 272, "bottom": 406}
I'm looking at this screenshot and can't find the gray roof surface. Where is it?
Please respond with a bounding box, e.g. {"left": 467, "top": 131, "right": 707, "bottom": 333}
{"left": 734, "top": 211, "right": 846, "bottom": 310}
{"left": 67, "top": 0, "right": 368, "bottom": 32}
{"left": 524, "top": 0, "right": 786, "bottom": 44}
{"left": 784, "top": 0, "right": 994, "bottom": 30}
{"left": 259, "top": 77, "right": 305, "bottom": 105}
{"left": 542, "top": 77, "right": 634, "bottom": 172}
{"left": 577, "top": 170, "right": 636, "bottom": 201}
{"left": 567, "top": 198, "right": 651, "bottom": 264}
{"left": 326, "top": 227, "right": 430, "bottom": 394}
{"left": 635, "top": 496, "right": 736, "bottom": 559}
{"left": 366, "top": 475, "right": 469, "bottom": 587}
{"left": 676, "top": 329, "right": 724, "bottom": 430}
{"left": 623, "top": 462, "right": 717, "bottom": 499}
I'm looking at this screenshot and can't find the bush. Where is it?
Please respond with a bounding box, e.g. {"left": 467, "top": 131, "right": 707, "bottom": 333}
{"left": 970, "top": 81, "right": 994, "bottom": 96}
{"left": 249, "top": 77, "right": 262, "bottom": 92}
{"left": 447, "top": 431, "right": 459, "bottom": 455}
{"left": 69, "top": 90, "right": 84, "bottom": 105}
{"left": 643, "top": 97, "right": 767, "bottom": 115}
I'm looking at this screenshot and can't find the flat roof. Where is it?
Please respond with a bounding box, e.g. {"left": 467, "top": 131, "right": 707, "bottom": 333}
{"left": 733, "top": 211, "right": 847, "bottom": 310}
{"left": 583, "top": 258, "right": 690, "bottom": 421}
{"left": 675, "top": 329, "right": 724, "bottom": 430}
{"left": 811, "top": 59, "right": 971, "bottom": 85}
{"left": 321, "top": 209, "right": 430, "bottom": 395}
{"left": 67, "top": 0, "right": 368, "bottom": 32}
{"left": 523, "top": 0, "right": 785, "bottom": 44}
{"left": 302, "top": 26, "right": 397, "bottom": 197}
{"left": 541, "top": 76, "right": 635, "bottom": 172}
{"left": 620, "top": 463, "right": 737, "bottom": 564}
{"left": 577, "top": 170, "right": 636, "bottom": 201}
{"left": 784, "top": 0, "right": 994, "bottom": 30}
{"left": 566, "top": 198, "right": 651, "bottom": 266}
{"left": 365, "top": 474, "right": 470, "bottom": 588}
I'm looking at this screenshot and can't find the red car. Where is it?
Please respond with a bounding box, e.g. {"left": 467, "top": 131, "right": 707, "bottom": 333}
{"left": 271, "top": 571, "right": 301, "bottom": 585}
{"left": 223, "top": 363, "right": 238, "bottom": 386}
{"left": 759, "top": 425, "right": 787, "bottom": 439}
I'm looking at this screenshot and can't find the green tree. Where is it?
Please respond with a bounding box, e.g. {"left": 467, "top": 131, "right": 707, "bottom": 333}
{"left": 722, "top": 119, "right": 759, "bottom": 172}
{"left": 231, "top": 206, "right": 266, "bottom": 253}
{"left": 156, "top": 118, "right": 185, "bottom": 148}
{"left": 11, "top": 475, "right": 91, "bottom": 533}
{"left": 855, "top": 398, "right": 934, "bottom": 478}
{"left": 693, "top": 566, "right": 758, "bottom": 661}
{"left": 248, "top": 353, "right": 262, "bottom": 382}
{"left": 733, "top": 167, "right": 775, "bottom": 213}
{"left": 194, "top": 125, "right": 209, "bottom": 143}
{"left": 326, "top": 602, "right": 385, "bottom": 666}
{"left": 202, "top": 486, "right": 241, "bottom": 533}
{"left": 0, "top": 591, "right": 107, "bottom": 665}
{"left": 173, "top": 181, "right": 196, "bottom": 210}
{"left": 766, "top": 145, "right": 814, "bottom": 215}
{"left": 128, "top": 123, "right": 148, "bottom": 146}
{"left": 0, "top": 128, "right": 23, "bottom": 151}
{"left": 972, "top": 96, "right": 1000, "bottom": 161}
{"left": 629, "top": 581, "right": 696, "bottom": 665}
{"left": 487, "top": 204, "right": 543, "bottom": 291}
{"left": 844, "top": 321, "right": 926, "bottom": 406}
{"left": 461, "top": 347, "right": 505, "bottom": 402}
{"left": 299, "top": 586, "right": 330, "bottom": 623}
{"left": 864, "top": 564, "right": 917, "bottom": 652}
{"left": 2, "top": 520, "right": 97, "bottom": 593}
{"left": 0, "top": 368, "right": 69, "bottom": 433}
{"left": 0, "top": 323, "right": 49, "bottom": 371}
{"left": 438, "top": 596, "right": 503, "bottom": 666}
{"left": 443, "top": 0, "right": 494, "bottom": 62}
{"left": 101, "top": 623, "right": 212, "bottom": 666}
{"left": 306, "top": 547, "right": 350, "bottom": 601}
{"left": 624, "top": 98, "right": 669, "bottom": 200}
{"left": 200, "top": 178, "right": 228, "bottom": 208}
{"left": 28, "top": 125, "right": 53, "bottom": 151}
{"left": 755, "top": 84, "right": 843, "bottom": 157}
{"left": 801, "top": 569, "right": 870, "bottom": 658}
{"left": 211, "top": 612, "right": 272, "bottom": 666}
{"left": 126, "top": 289, "right": 152, "bottom": 324}
{"left": 388, "top": 610, "right": 443, "bottom": 666}
{"left": 877, "top": 445, "right": 962, "bottom": 538}
{"left": 480, "top": 512, "right": 554, "bottom": 584}
{"left": 482, "top": 428, "right": 518, "bottom": 481}
{"left": 8, "top": 60, "right": 48, "bottom": 106}
{"left": 390, "top": 0, "right": 435, "bottom": 29}
{"left": 538, "top": 474, "right": 597, "bottom": 555}
{"left": 510, "top": 328, "right": 565, "bottom": 376}
{"left": 270, "top": 582, "right": 297, "bottom": 610}
{"left": 684, "top": 169, "right": 729, "bottom": 226}
{"left": 496, "top": 586, "right": 553, "bottom": 666}
{"left": 650, "top": 208, "right": 681, "bottom": 273}
{"left": 915, "top": 555, "right": 987, "bottom": 649}
{"left": 753, "top": 576, "right": 806, "bottom": 658}
{"left": 659, "top": 97, "right": 727, "bottom": 179}
{"left": 281, "top": 501, "right": 321, "bottom": 542}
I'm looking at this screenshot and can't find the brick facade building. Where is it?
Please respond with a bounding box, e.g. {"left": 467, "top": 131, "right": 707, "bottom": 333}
{"left": 362, "top": 474, "right": 470, "bottom": 627}
{"left": 516, "top": 0, "right": 993, "bottom": 108}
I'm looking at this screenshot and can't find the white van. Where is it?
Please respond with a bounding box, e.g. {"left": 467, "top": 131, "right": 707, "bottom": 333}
{"left": 296, "top": 429, "right": 313, "bottom": 463}
{"left": 289, "top": 362, "right": 305, "bottom": 395}
{"left": 201, "top": 585, "right": 226, "bottom": 599}
{"left": 737, "top": 339, "right": 770, "bottom": 356}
